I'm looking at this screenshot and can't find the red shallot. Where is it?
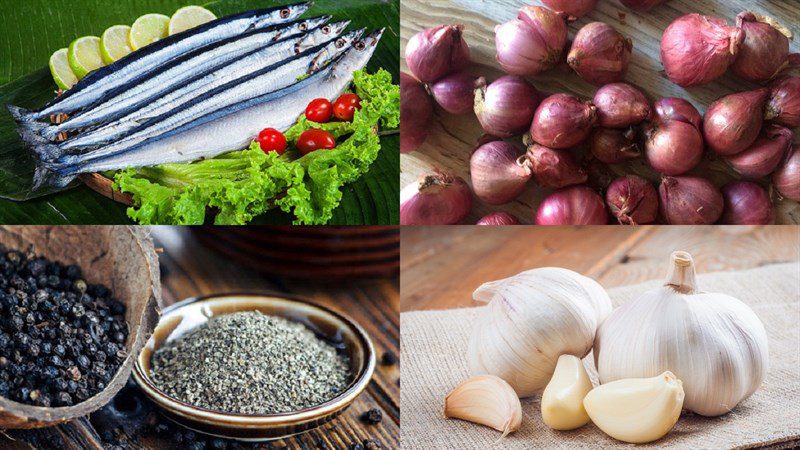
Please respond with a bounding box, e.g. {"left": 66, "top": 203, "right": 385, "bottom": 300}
{"left": 720, "top": 181, "right": 774, "bottom": 225}
{"left": 653, "top": 98, "right": 703, "bottom": 130}
{"left": 606, "top": 175, "right": 659, "bottom": 225}
{"left": 732, "top": 12, "right": 796, "bottom": 84}
{"left": 400, "top": 170, "right": 472, "bottom": 225}
{"left": 658, "top": 176, "right": 724, "bottom": 224}
{"left": 430, "top": 72, "right": 485, "bottom": 115}
{"left": 567, "top": 22, "right": 632, "bottom": 86}
{"left": 400, "top": 73, "right": 434, "bottom": 154}
{"left": 530, "top": 93, "right": 597, "bottom": 149}
{"left": 619, "top": 0, "right": 668, "bottom": 11}
{"left": 644, "top": 119, "right": 704, "bottom": 175}
{"left": 773, "top": 144, "right": 800, "bottom": 202}
{"left": 405, "top": 24, "right": 470, "bottom": 83}
{"left": 589, "top": 127, "right": 640, "bottom": 164}
{"left": 725, "top": 125, "right": 793, "bottom": 179}
{"left": 541, "top": 0, "right": 597, "bottom": 19}
{"left": 495, "top": 6, "right": 568, "bottom": 76}
{"left": 477, "top": 212, "right": 521, "bottom": 225}
{"left": 525, "top": 143, "right": 588, "bottom": 189}
{"left": 703, "top": 88, "right": 769, "bottom": 156}
{"left": 765, "top": 76, "right": 800, "bottom": 128}
{"left": 660, "top": 14, "right": 743, "bottom": 87}
{"left": 470, "top": 140, "right": 532, "bottom": 205}
{"left": 535, "top": 185, "right": 608, "bottom": 225}
{"left": 593, "top": 83, "right": 651, "bottom": 128}
{"left": 475, "top": 76, "right": 540, "bottom": 138}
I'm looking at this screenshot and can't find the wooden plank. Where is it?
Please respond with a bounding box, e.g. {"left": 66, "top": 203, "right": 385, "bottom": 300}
{"left": 400, "top": 0, "right": 800, "bottom": 224}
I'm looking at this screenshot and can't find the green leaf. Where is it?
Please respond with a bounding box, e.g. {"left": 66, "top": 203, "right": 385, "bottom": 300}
{"left": 0, "top": 0, "right": 399, "bottom": 224}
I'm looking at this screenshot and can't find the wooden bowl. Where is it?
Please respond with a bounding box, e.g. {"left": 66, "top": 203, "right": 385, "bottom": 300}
{"left": 132, "top": 293, "right": 376, "bottom": 441}
{"left": 0, "top": 226, "right": 162, "bottom": 429}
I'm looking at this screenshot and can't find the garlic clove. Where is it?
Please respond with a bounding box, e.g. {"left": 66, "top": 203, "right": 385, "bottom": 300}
{"left": 444, "top": 375, "right": 522, "bottom": 437}
{"left": 541, "top": 354, "right": 593, "bottom": 430}
{"left": 583, "top": 371, "right": 684, "bottom": 444}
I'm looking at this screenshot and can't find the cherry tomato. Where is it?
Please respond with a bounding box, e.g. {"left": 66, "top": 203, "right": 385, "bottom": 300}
{"left": 305, "top": 98, "right": 333, "bottom": 123}
{"left": 296, "top": 128, "right": 336, "bottom": 155}
{"left": 257, "top": 128, "right": 287, "bottom": 155}
{"left": 333, "top": 93, "right": 362, "bottom": 121}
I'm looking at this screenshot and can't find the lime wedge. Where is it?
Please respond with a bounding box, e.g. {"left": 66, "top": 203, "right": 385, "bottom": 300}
{"left": 169, "top": 6, "right": 216, "bottom": 36}
{"left": 129, "top": 13, "right": 170, "bottom": 51}
{"left": 68, "top": 36, "right": 105, "bottom": 80}
{"left": 101, "top": 25, "right": 133, "bottom": 64}
{"left": 49, "top": 48, "right": 79, "bottom": 90}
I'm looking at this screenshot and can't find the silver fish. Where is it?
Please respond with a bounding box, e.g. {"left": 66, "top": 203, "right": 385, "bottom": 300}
{"left": 10, "top": 3, "right": 310, "bottom": 121}
{"left": 37, "top": 30, "right": 384, "bottom": 187}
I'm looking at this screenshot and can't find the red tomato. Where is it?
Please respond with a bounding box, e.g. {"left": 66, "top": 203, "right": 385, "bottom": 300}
{"left": 305, "top": 98, "right": 333, "bottom": 123}
{"left": 257, "top": 128, "right": 287, "bottom": 155}
{"left": 333, "top": 93, "right": 362, "bottom": 121}
{"left": 296, "top": 129, "right": 336, "bottom": 155}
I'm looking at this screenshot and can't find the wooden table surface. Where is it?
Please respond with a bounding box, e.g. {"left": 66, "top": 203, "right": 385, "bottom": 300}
{"left": 400, "top": 225, "right": 800, "bottom": 311}
{"left": 400, "top": 0, "right": 800, "bottom": 224}
{"left": 2, "top": 227, "right": 400, "bottom": 450}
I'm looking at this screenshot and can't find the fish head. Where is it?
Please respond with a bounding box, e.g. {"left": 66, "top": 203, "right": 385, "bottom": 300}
{"left": 296, "top": 20, "right": 351, "bottom": 53}
{"left": 256, "top": 2, "right": 311, "bottom": 28}
{"left": 330, "top": 29, "right": 384, "bottom": 77}
{"left": 307, "top": 29, "right": 365, "bottom": 72}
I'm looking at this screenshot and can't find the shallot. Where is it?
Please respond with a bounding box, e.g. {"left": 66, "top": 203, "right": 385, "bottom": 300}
{"left": 766, "top": 76, "right": 800, "bottom": 128}
{"left": 536, "top": 185, "right": 608, "bottom": 225}
{"left": 477, "top": 212, "right": 521, "bottom": 225}
{"left": 720, "top": 181, "right": 774, "bottom": 225}
{"left": 658, "top": 176, "right": 723, "bottom": 224}
{"left": 589, "top": 127, "right": 640, "bottom": 164}
{"left": 773, "top": 144, "right": 800, "bottom": 201}
{"left": 644, "top": 119, "right": 704, "bottom": 175}
{"left": 530, "top": 93, "right": 597, "bottom": 149}
{"left": 619, "top": 0, "right": 668, "bottom": 11}
{"left": 541, "top": 0, "right": 597, "bottom": 19}
{"left": 703, "top": 89, "right": 769, "bottom": 156}
{"left": 405, "top": 24, "right": 470, "bottom": 83}
{"left": 475, "top": 76, "right": 540, "bottom": 138}
{"left": 400, "top": 73, "right": 434, "bottom": 154}
{"left": 725, "top": 125, "right": 793, "bottom": 179}
{"left": 593, "top": 83, "right": 651, "bottom": 128}
{"left": 525, "top": 144, "right": 588, "bottom": 189}
{"left": 653, "top": 98, "right": 703, "bottom": 130}
{"left": 400, "top": 170, "right": 472, "bottom": 225}
{"left": 732, "top": 12, "right": 796, "bottom": 84}
{"left": 470, "top": 140, "right": 532, "bottom": 205}
{"left": 430, "top": 72, "right": 485, "bottom": 115}
{"left": 606, "top": 175, "right": 659, "bottom": 225}
{"left": 660, "top": 14, "right": 743, "bottom": 87}
{"left": 567, "top": 23, "right": 632, "bottom": 86}
{"left": 495, "top": 6, "right": 568, "bottom": 76}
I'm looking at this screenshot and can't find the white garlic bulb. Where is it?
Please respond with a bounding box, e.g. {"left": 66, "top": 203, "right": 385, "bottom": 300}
{"left": 467, "top": 267, "right": 612, "bottom": 397}
{"left": 594, "top": 251, "right": 769, "bottom": 416}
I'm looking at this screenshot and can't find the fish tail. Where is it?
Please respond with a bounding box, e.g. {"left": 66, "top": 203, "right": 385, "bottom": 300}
{"left": 6, "top": 104, "right": 37, "bottom": 122}
{"left": 15, "top": 120, "right": 66, "bottom": 161}
{"left": 33, "top": 161, "right": 75, "bottom": 190}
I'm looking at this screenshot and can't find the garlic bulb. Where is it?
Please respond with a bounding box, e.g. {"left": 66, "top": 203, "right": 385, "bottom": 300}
{"left": 541, "top": 354, "right": 593, "bottom": 430}
{"left": 467, "top": 267, "right": 612, "bottom": 397}
{"left": 594, "top": 251, "right": 769, "bottom": 416}
{"left": 444, "top": 375, "right": 522, "bottom": 437}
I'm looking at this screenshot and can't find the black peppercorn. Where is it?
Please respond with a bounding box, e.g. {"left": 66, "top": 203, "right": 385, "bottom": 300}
{"left": 55, "top": 391, "right": 73, "bottom": 406}
{"left": 360, "top": 408, "right": 383, "bottom": 425}
{"left": 209, "top": 438, "right": 227, "bottom": 450}
{"left": 380, "top": 351, "right": 398, "bottom": 366}
{"left": 363, "top": 439, "right": 381, "bottom": 450}
{"left": 349, "top": 444, "right": 365, "bottom": 450}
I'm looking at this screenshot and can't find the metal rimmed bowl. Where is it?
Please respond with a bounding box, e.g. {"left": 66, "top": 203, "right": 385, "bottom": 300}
{"left": 132, "top": 293, "right": 375, "bottom": 441}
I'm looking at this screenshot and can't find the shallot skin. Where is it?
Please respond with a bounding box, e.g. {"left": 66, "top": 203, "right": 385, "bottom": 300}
{"left": 725, "top": 125, "right": 793, "bottom": 179}
{"left": 653, "top": 98, "right": 703, "bottom": 130}
{"left": 477, "top": 211, "right": 521, "bottom": 225}
{"left": 644, "top": 119, "right": 704, "bottom": 175}
{"left": 475, "top": 76, "right": 541, "bottom": 138}
{"left": 405, "top": 24, "right": 470, "bottom": 83}
{"left": 400, "top": 73, "right": 434, "bottom": 154}
{"left": 567, "top": 22, "right": 633, "bottom": 86}
{"left": 400, "top": 170, "right": 472, "bottom": 225}
{"left": 658, "top": 176, "right": 724, "bottom": 225}
{"left": 703, "top": 89, "right": 769, "bottom": 156}
{"left": 721, "top": 181, "right": 775, "bottom": 225}
{"left": 541, "top": 0, "right": 597, "bottom": 18}
{"left": 619, "top": 0, "right": 668, "bottom": 11}
{"left": 606, "top": 175, "right": 659, "bottom": 225}
{"left": 660, "top": 14, "right": 743, "bottom": 87}
{"left": 530, "top": 93, "right": 598, "bottom": 149}
{"left": 732, "top": 12, "right": 793, "bottom": 84}
{"left": 774, "top": 144, "right": 800, "bottom": 202}
{"left": 593, "top": 83, "right": 651, "bottom": 128}
{"left": 430, "top": 72, "right": 485, "bottom": 115}
{"left": 526, "top": 144, "right": 588, "bottom": 189}
{"left": 589, "top": 127, "right": 640, "bottom": 164}
{"left": 495, "top": 6, "right": 568, "bottom": 76}
{"left": 535, "top": 185, "right": 608, "bottom": 225}
{"left": 470, "top": 141, "right": 532, "bottom": 205}
{"left": 766, "top": 76, "right": 800, "bottom": 128}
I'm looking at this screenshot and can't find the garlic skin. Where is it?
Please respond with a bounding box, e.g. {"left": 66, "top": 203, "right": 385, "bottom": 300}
{"left": 594, "top": 251, "right": 769, "bottom": 416}
{"left": 444, "top": 375, "right": 522, "bottom": 437}
{"left": 467, "top": 267, "right": 612, "bottom": 397}
{"left": 583, "top": 371, "right": 684, "bottom": 444}
{"left": 541, "top": 354, "right": 593, "bottom": 430}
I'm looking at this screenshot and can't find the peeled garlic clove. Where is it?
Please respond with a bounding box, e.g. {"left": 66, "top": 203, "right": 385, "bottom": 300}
{"left": 444, "top": 375, "right": 522, "bottom": 437}
{"left": 541, "top": 354, "right": 593, "bottom": 430}
{"left": 583, "top": 371, "right": 684, "bottom": 444}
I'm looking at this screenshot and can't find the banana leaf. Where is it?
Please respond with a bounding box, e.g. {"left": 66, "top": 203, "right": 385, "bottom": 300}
{"left": 0, "top": 0, "right": 399, "bottom": 224}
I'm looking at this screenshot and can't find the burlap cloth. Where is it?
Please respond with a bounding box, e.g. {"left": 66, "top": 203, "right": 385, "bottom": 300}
{"left": 400, "top": 262, "right": 800, "bottom": 449}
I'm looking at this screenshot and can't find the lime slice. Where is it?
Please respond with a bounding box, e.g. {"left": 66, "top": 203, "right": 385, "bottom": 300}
{"left": 101, "top": 25, "right": 133, "bottom": 64}
{"left": 169, "top": 6, "right": 217, "bottom": 36}
{"left": 68, "top": 36, "right": 105, "bottom": 80}
{"left": 49, "top": 48, "right": 79, "bottom": 90}
{"left": 129, "top": 13, "right": 170, "bottom": 51}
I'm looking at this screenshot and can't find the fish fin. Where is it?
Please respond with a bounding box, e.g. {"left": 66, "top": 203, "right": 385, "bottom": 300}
{"left": 33, "top": 161, "right": 75, "bottom": 190}
{"left": 6, "top": 104, "right": 36, "bottom": 123}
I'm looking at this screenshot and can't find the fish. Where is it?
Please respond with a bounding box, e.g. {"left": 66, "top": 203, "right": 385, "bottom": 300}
{"left": 59, "top": 23, "right": 357, "bottom": 151}
{"left": 33, "top": 15, "right": 333, "bottom": 141}
{"left": 35, "top": 29, "right": 384, "bottom": 188}
{"left": 9, "top": 3, "right": 310, "bottom": 122}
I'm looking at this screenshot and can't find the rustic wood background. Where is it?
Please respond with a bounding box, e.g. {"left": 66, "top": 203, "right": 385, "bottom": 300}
{"left": 400, "top": 0, "right": 800, "bottom": 224}
{"left": 400, "top": 225, "right": 800, "bottom": 311}
{"left": 1, "top": 227, "right": 399, "bottom": 449}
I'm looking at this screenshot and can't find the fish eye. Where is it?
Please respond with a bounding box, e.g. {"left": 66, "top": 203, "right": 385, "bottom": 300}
{"left": 322, "top": 26, "right": 331, "bottom": 34}
{"left": 336, "top": 38, "right": 345, "bottom": 48}
{"left": 355, "top": 41, "right": 366, "bottom": 50}
{"left": 299, "top": 22, "right": 308, "bottom": 31}
{"left": 280, "top": 8, "right": 290, "bottom": 18}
